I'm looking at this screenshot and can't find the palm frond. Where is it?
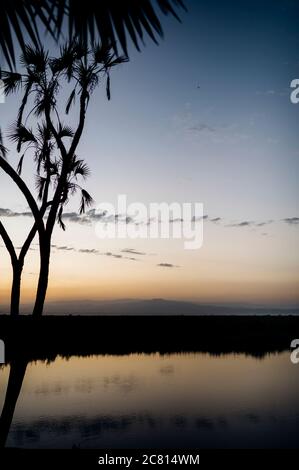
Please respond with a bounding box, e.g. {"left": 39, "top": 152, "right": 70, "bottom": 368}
{"left": 17, "top": 77, "right": 34, "bottom": 126}
{"left": 64, "top": 181, "right": 77, "bottom": 196}
{"left": 57, "top": 205, "right": 66, "bottom": 230}
{"left": 65, "top": 0, "right": 185, "bottom": 56}
{"left": 65, "top": 88, "right": 76, "bottom": 114}
{"left": 0, "top": 1, "right": 185, "bottom": 69}
{"left": 88, "top": 73, "right": 100, "bottom": 94}
{"left": 93, "top": 41, "right": 114, "bottom": 66}
{"left": 34, "top": 81, "right": 58, "bottom": 117}
{"left": 109, "top": 55, "right": 129, "bottom": 67}
{"left": 158, "top": 0, "right": 186, "bottom": 20}
{"left": 20, "top": 44, "right": 48, "bottom": 72}
{"left": 79, "top": 188, "right": 94, "bottom": 214}
{"left": 74, "top": 62, "right": 89, "bottom": 87}
{"left": 0, "top": 71, "right": 22, "bottom": 95}
{"left": 0, "top": 0, "right": 54, "bottom": 69}
{"left": 17, "top": 153, "right": 25, "bottom": 175}
{"left": 9, "top": 122, "right": 36, "bottom": 152}
{"left": 35, "top": 174, "right": 47, "bottom": 200}
{"left": 57, "top": 124, "right": 74, "bottom": 139}
{"left": 37, "top": 122, "right": 52, "bottom": 142}
{"left": 34, "top": 149, "right": 43, "bottom": 174}
{"left": 50, "top": 41, "right": 87, "bottom": 80}
{"left": 73, "top": 160, "right": 91, "bottom": 179}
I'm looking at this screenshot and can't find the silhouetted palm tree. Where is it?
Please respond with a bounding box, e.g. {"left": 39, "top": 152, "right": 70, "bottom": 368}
{"left": 0, "top": 126, "right": 46, "bottom": 315}
{"left": 1, "top": 0, "right": 186, "bottom": 68}
{"left": 0, "top": 42, "right": 126, "bottom": 316}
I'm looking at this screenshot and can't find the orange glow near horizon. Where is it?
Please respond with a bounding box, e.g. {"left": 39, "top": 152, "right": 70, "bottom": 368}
{"left": 0, "top": 217, "right": 298, "bottom": 308}
{"left": 1, "top": 273, "right": 298, "bottom": 306}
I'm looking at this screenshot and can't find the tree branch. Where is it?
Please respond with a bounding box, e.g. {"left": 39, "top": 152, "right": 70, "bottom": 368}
{"left": 69, "top": 84, "right": 89, "bottom": 158}
{"left": 0, "top": 155, "right": 45, "bottom": 236}
{"left": 44, "top": 103, "right": 67, "bottom": 160}
{"left": 19, "top": 170, "right": 51, "bottom": 264}
{"left": 0, "top": 220, "right": 17, "bottom": 266}
{"left": 45, "top": 84, "right": 88, "bottom": 235}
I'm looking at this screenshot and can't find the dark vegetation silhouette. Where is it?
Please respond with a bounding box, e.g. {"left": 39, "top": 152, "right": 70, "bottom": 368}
{"left": 0, "top": 0, "right": 186, "bottom": 69}
{"left": 0, "top": 42, "right": 127, "bottom": 316}
{"left": 1, "top": 315, "right": 297, "bottom": 361}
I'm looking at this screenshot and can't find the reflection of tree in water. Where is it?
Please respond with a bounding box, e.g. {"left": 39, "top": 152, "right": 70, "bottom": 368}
{"left": 0, "top": 360, "right": 27, "bottom": 447}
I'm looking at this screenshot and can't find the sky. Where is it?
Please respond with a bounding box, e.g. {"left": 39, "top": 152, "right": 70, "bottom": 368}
{"left": 0, "top": 0, "right": 299, "bottom": 309}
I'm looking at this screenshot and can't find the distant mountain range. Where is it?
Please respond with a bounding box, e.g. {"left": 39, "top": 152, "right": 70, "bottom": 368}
{"left": 1, "top": 298, "right": 298, "bottom": 315}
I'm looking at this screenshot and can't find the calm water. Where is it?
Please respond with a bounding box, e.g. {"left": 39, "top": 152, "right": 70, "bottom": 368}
{"left": 0, "top": 352, "right": 298, "bottom": 448}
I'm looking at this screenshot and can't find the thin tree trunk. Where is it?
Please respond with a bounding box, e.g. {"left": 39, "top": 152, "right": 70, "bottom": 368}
{"left": 32, "top": 239, "right": 51, "bottom": 317}
{"left": 0, "top": 221, "right": 18, "bottom": 316}
{"left": 10, "top": 263, "right": 22, "bottom": 317}
{"left": 0, "top": 156, "right": 44, "bottom": 235}
{"left": 0, "top": 156, "right": 45, "bottom": 316}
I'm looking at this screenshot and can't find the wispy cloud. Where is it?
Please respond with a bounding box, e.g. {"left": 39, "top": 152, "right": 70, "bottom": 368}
{"left": 0, "top": 208, "right": 32, "bottom": 217}
{"left": 227, "top": 219, "right": 273, "bottom": 228}
{"left": 187, "top": 124, "right": 216, "bottom": 133}
{"left": 0, "top": 206, "right": 209, "bottom": 227}
{"left": 61, "top": 212, "right": 89, "bottom": 224}
{"left": 103, "top": 252, "right": 138, "bottom": 261}
{"left": 283, "top": 217, "right": 299, "bottom": 225}
{"left": 51, "top": 244, "right": 75, "bottom": 251}
{"left": 157, "top": 263, "right": 180, "bottom": 268}
{"left": 227, "top": 221, "right": 254, "bottom": 227}
{"left": 192, "top": 215, "right": 208, "bottom": 222}
{"left": 50, "top": 244, "right": 138, "bottom": 261}
{"left": 1, "top": 207, "right": 297, "bottom": 232}
{"left": 121, "top": 248, "right": 146, "bottom": 256}
{"left": 169, "top": 217, "right": 184, "bottom": 223}
{"left": 255, "top": 220, "right": 273, "bottom": 227}
{"left": 103, "top": 251, "right": 122, "bottom": 259}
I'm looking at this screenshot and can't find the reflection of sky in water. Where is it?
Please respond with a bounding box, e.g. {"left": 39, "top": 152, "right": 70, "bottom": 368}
{"left": 0, "top": 352, "right": 299, "bottom": 448}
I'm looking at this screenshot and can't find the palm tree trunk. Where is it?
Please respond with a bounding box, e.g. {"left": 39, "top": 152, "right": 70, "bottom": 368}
{"left": 10, "top": 263, "right": 22, "bottom": 317}
{"left": 32, "top": 238, "right": 51, "bottom": 317}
